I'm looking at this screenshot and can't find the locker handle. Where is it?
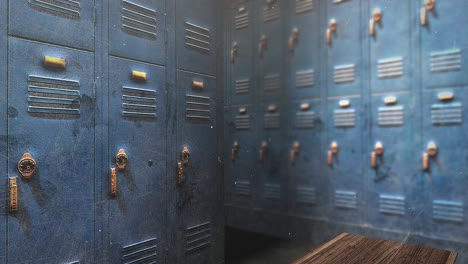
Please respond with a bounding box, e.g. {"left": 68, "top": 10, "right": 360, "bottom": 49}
{"left": 326, "top": 19, "right": 337, "bottom": 45}
{"left": 132, "top": 70, "right": 147, "bottom": 81}
{"left": 110, "top": 168, "right": 117, "bottom": 196}
{"left": 371, "top": 152, "right": 377, "bottom": 168}
{"left": 230, "top": 42, "right": 238, "bottom": 63}
{"left": 369, "top": 8, "right": 382, "bottom": 36}
{"left": 9, "top": 177, "right": 18, "bottom": 212}
{"left": 420, "top": 7, "right": 427, "bottom": 26}
{"left": 192, "top": 81, "right": 204, "bottom": 90}
{"left": 290, "top": 141, "right": 300, "bottom": 165}
{"left": 425, "top": 0, "right": 435, "bottom": 11}
{"left": 239, "top": 108, "right": 247, "bottom": 114}
{"left": 289, "top": 28, "right": 299, "bottom": 51}
{"left": 177, "top": 162, "right": 184, "bottom": 185}
{"left": 44, "top": 55, "right": 66, "bottom": 68}
{"left": 438, "top": 92, "right": 454, "bottom": 101}
{"left": 181, "top": 147, "right": 190, "bottom": 165}
{"left": 328, "top": 142, "right": 338, "bottom": 166}
{"left": 258, "top": 35, "right": 267, "bottom": 58}
{"left": 232, "top": 141, "right": 239, "bottom": 161}
{"left": 423, "top": 153, "right": 429, "bottom": 171}
{"left": 18, "top": 153, "right": 37, "bottom": 180}
{"left": 268, "top": 105, "right": 277, "bottom": 113}
{"left": 300, "top": 103, "right": 310, "bottom": 111}
{"left": 384, "top": 96, "right": 398, "bottom": 105}
{"left": 423, "top": 142, "right": 437, "bottom": 171}
{"left": 259, "top": 141, "right": 268, "bottom": 162}
{"left": 116, "top": 149, "right": 128, "bottom": 171}
{"left": 369, "top": 19, "right": 375, "bottom": 36}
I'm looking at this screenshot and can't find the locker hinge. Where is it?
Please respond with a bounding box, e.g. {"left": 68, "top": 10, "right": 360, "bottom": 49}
{"left": 93, "top": 6, "right": 97, "bottom": 24}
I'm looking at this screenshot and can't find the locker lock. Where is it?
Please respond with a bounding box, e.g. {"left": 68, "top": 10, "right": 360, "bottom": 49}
{"left": 259, "top": 141, "right": 268, "bottom": 162}
{"left": 116, "top": 149, "right": 128, "bottom": 171}
{"left": 289, "top": 28, "right": 299, "bottom": 51}
{"left": 423, "top": 142, "right": 437, "bottom": 171}
{"left": 371, "top": 141, "right": 384, "bottom": 168}
{"left": 290, "top": 141, "right": 300, "bottom": 165}
{"left": 232, "top": 141, "right": 239, "bottom": 161}
{"left": 18, "top": 153, "right": 37, "bottom": 179}
{"left": 181, "top": 147, "right": 191, "bottom": 165}
{"left": 326, "top": 19, "right": 337, "bottom": 45}
{"left": 258, "top": 35, "right": 268, "bottom": 57}
{"left": 369, "top": 8, "right": 382, "bottom": 36}
{"left": 230, "top": 42, "right": 238, "bottom": 63}
{"left": 327, "top": 142, "right": 338, "bottom": 166}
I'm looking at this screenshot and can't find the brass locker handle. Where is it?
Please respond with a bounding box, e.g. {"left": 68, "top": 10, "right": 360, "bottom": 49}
{"left": 181, "top": 147, "right": 190, "bottom": 165}
{"left": 369, "top": 19, "right": 375, "bottom": 36}
{"left": 290, "top": 141, "right": 300, "bottom": 165}
{"left": 192, "top": 81, "right": 204, "bottom": 90}
{"left": 230, "top": 42, "right": 238, "bottom": 62}
{"left": 9, "top": 177, "right": 18, "bottom": 212}
{"left": 371, "top": 152, "right": 377, "bottom": 168}
{"left": 328, "top": 142, "right": 338, "bottom": 166}
{"left": 373, "top": 8, "right": 382, "bottom": 22}
{"left": 110, "top": 168, "right": 117, "bottom": 196}
{"left": 232, "top": 141, "right": 239, "bottom": 161}
{"left": 259, "top": 141, "right": 268, "bottom": 162}
{"left": 116, "top": 149, "right": 128, "bottom": 171}
{"left": 18, "top": 153, "right": 37, "bottom": 179}
{"left": 132, "top": 70, "right": 147, "bottom": 81}
{"left": 44, "top": 55, "right": 66, "bottom": 68}
{"left": 423, "top": 153, "right": 429, "bottom": 171}
{"left": 177, "top": 162, "right": 184, "bottom": 185}
{"left": 423, "top": 142, "right": 437, "bottom": 171}
{"left": 425, "top": 0, "right": 435, "bottom": 11}
{"left": 267, "top": 105, "right": 277, "bottom": 113}
{"left": 258, "top": 35, "right": 267, "bottom": 57}
{"left": 326, "top": 19, "right": 337, "bottom": 45}
{"left": 326, "top": 29, "right": 332, "bottom": 45}
{"left": 371, "top": 142, "right": 383, "bottom": 168}
{"left": 420, "top": 7, "right": 427, "bottom": 26}
{"left": 289, "top": 28, "right": 299, "bottom": 51}
{"left": 300, "top": 103, "right": 310, "bottom": 111}
{"left": 239, "top": 108, "right": 247, "bottom": 114}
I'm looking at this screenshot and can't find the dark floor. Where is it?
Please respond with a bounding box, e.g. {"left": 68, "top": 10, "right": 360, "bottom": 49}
{"left": 225, "top": 227, "right": 314, "bottom": 264}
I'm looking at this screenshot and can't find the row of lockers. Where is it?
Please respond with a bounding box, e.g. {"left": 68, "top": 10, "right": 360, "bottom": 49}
{"left": 0, "top": 0, "right": 223, "bottom": 263}
{"left": 224, "top": 0, "right": 468, "bottom": 245}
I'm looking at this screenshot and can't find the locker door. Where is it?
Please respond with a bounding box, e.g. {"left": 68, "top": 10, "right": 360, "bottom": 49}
{"left": 176, "top": 0, "right": 218, "bottom": 75}
{"left": 326, "top": 97, "right": 363, "bottom": 224}
{"left": 109, "top": 0, "right": 166, "bottom": 65}
{"left": 368, "top": 94, "right": 417, "bottom": 232}
{"left": 420, "top": 0, "right": 468, "bottom": 88}
{"left": 369, "top": 0, "right": 412, "bottom": 92}
{"left": 289, "top": 100, "right": 323, "bottom": 217}
{"left": 9, "top": 0, "right": 95, "bottom": 51}
{"left": 175, "top": 71, "right": 221, "bottom": 263}
{"left": 7, "top": 38, "right": 95, "bottom": 264}
{"left": 229, "top": 2, "right": 254, "bottom": 104}
{"left": 228, "top": 105, "right": 257, "bottom": 208}
{"left": 288, "top": 0, "right": 320, "bottom": 99}
{"left": 257, "top": 103, "right": 287, "bottom": 212}
{"left": 421, "top": 89, "right": 468, "bottom": 242}
{"left": 326, "top": 0, "right": 362, "bottom": 97}
{"left": 258, "top": 0, "right": 284, "bottom": 102}
{"left": 108, "top": 58, "right": 166, "bottom": 263}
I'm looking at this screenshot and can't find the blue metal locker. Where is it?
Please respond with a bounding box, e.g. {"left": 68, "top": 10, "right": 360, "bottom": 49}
{"left": 9, "top": 0, "right": 95, "bottom": 51}
{"left": 107, "top": 58, "right": 166, "bottom": 263}
{"left": 109, "top": 0, "right": 166, "bottom": 65}
{"left": 368, "top": 94, "right": 417, "bottom": 232}
{"left": 289, "top": 100, "right": 324, "bottom": 218}
{"left": 229, "top": 1, "right": 255, "bottom": 105}
{"left": 7, "top": 38, "right": 95, "bottom": 264}
{"left": 176, "top": 0, "right": 218, "bottom": 75}
{"left": 326, "top": 97, "right": 364, "bottom": 225}
{"left": 288, "top": 0, "right": 320, "bottom": 99}
{"left": 175, "top": 70, "right": 222, "bottom": 263}
{"left": 258, "top": 0, "right": 284, "bottom": 102}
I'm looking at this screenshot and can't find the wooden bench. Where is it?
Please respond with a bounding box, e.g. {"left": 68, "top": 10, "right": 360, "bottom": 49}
{"left": 292, "top": 233, "right": 458, "bottom": 264}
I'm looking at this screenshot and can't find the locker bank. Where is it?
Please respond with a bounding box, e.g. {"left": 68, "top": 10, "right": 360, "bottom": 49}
{"left": 0, "top": 0, "right": 467, "bottom": 263}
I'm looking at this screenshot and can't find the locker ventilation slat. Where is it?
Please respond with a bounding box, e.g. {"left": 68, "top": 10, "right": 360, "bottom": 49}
{"left": 295, "top": 111, "right": 315, "bottom": 129}
{"left": 122, "top": 0, "right": 157, "bottom": 39}
{"left": 335, "top": 190, "right": 357, "bottom": 209}
{"left": 263, "top": 4, "right": 280, "bottom": 22}
{"left": 431, "top": 103, "right": 462, "bottom": 126}
{"left": 27, "top": 75, "right": 81, "bottom": 116}
{"left": 334, "top": 109, "right": 356, "bottom": 128}
{"left": 296, "top": 70, "right": 315, "bottom": 88}
{"left": 264, "top": 113, "right": 280, "bottom": 129}
{"left": 235, "top": 115, "right": 250, "bottom": 130}
{"left": 334, "top": 64, "right": 355, "bottom": 84}
{"left": 235, "top": 12, "right": 249, "bottom": 30}
{"left": 430, "top": 49, "right": 462, "bottom": 73}
{"left": 66, "top": 262, "right": 79, "bottom": 264}
{"left": 235, "top": 79, "right": 250, "bottom": 95}
{"left": 264, "top": 74, "right": 280, "bottom": 92}
{"left": 121, "top": 87, "right": 157, "bottom": 119}
{"left": 264, "top": 183, "right": 280, "bottom": 200}
{"left": 296, "top": 0, "right": 314, "bottom": 14}
{"left": 379, "top": 195, "right": 405, "bottom": 216}
{"left": 121, "top": 238, "right": 158, "bottom": 264}
{"left": 186, "top": 95, "right": 211, "bottom": 123}
{"left": 296, "top": 187, "right": 316, "bottom": 205}
{"left": 433, "top": 200, "right": 464, "bottom": 223}
{"left": 234, "top": 181, "right": 251, "bottom": 196}
{"left": 186, "top": 222, "right": 212, "bottom": 254}
{"left": 185, "top": 22, "right": 211, "bottom": 53}
{"left": 378, "top": 57, "right": 403, "bottom": 79}
{"left": 378, "top": 106, "right": 404, "bottom": 127}
{"left": 29, "top": 0, "right": 81, "bottom": 19}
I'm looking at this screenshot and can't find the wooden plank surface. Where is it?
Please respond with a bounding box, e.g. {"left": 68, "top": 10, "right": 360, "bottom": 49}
{"left": 292, "top": 233, "right": 458, "bottom": 264}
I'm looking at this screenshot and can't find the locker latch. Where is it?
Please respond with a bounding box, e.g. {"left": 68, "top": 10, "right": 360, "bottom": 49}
{"left": 110, "top": 168, "right": 117, "bottom": 196}
{"left": 259, "top": 141, "right": 268, "bottom": 162}
{"left": 230, "top": 42, "right": 238, "bottom": 63}
{"left": 327, "top": 141, "right": 338, "bottom": 166}
{"left": 421, "top": 0, "right": 435, "bottom": 25}
{"left": 132, "top": 70, "right": 147, "bottom": 81}
{"left": 290, "top": 141, "right": 300, "bottom": 165}
{"left": 9, "top": 177, "right": 18, "bottom": 212}
{"left": 289, "top": 28, "right": 299, "bottom": 51}
{"left": 258, "top": 35, "right": 267, "bottom": 57}
{"left": 177, "top": 162, "right": 184, "bottom": 185}
{"left": 181, "top": 147, "right": 191, "bottom": 165}
{"left": 371, "top": 141, "right": 384, "bottom": 168}
{"left": 232, "top": 141, "right": 239, "bottom": 161}
{"left": 116, "top": 149, "right": 128, "bottom": 170}
{"left": 423, "top": 142, "right": 437, "bottom": 171}
{"left": 44, "top": 55, "right": 66, "bottom": 69}
{"left": 369, "top": 8, "right": 382, "bottom": 36}
{"left": 18, "top": 153, "right": 37, "bottom": 179}
{"left": 326, "top": 19, "right": 337, "bottom": 45}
